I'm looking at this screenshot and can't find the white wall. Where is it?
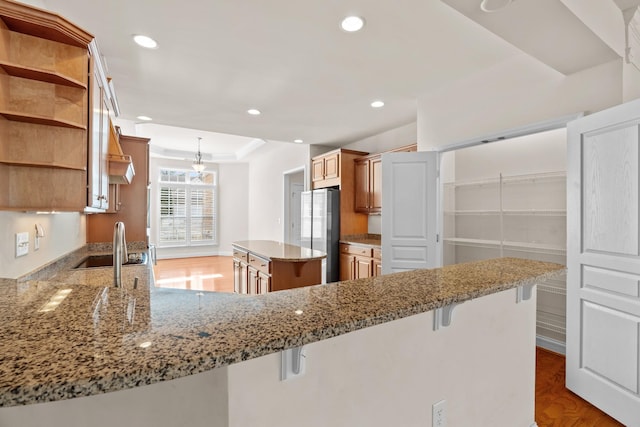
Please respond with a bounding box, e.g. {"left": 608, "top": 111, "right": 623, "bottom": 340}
{"left": 149, "top": 157, "right": 249, "bottom": 259}
{"left": 248, "top": 142, "right": 309, "bottom": 241}
{"left": 228, "top": 287, "right": 536, "bottom": 427}
{"left": 218, "top": 163, "right": 250, "bottom": 251}
{"left": 0, "top": 212, "right": 85, "bottom": 279}
{"left": 342, "top": 121, "right": 417, "bottom": 154}
{"left": 418, "top": 56, "right": 623, "bottom": 149}
{"left": 454, "top": 128, "right": 567, "bottom": 182}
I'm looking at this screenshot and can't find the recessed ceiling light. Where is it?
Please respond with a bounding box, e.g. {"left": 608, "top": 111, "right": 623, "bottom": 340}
{"left": 371, "top": 100, "right": 385, "bottom": 108}
{"left": 480, "top": 0, "right": 513, "bottom": 12}
{"left": 341, "top": 16, "right": 365, "bottom": 32}
{"left": 294, "top": 139, "right": 303, "bottom": 144}
{"left": 137, "top": 115, "right": 153, "bottom": 121}
{"left": 133, "top": 34, "right": 158, "bottom": 49}
{"left": 247, "top": 109, "right": 261, "bottom": 115}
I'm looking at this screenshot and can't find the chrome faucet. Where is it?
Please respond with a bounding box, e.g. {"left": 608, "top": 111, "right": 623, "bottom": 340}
{"left": 113, "top": 222, "right": 127, "bottom": 287}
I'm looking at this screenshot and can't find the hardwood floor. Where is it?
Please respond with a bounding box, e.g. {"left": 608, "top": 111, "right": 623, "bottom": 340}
{"left": 153, "top": 256, "right": 234, "bottom": 293}
{"left": 536, "top": 347, "right": 623, "bottom": 427}
{"left": 153, "top": 257, "right": 624, "bottom": 426}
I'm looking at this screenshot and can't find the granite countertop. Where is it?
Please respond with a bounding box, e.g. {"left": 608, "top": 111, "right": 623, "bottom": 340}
{"left": 340, "top": 234, "right": 381, "bottom": 248}
{"left": 0, "top": 256, "right": 564, "bottom": 407}
{"left": 232, "top": 240, "right": 326, "bottom": 261}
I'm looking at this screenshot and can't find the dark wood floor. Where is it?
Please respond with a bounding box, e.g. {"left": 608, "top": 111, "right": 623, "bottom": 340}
{"left": 154, "top": 256, "right": 624, "bottom": 426}
{"left": 535, "top": 348, "right": 623, "bottom": 426}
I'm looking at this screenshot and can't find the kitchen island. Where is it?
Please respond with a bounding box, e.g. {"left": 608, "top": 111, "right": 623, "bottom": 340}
{"left": 0, "top": 253, "right": 563, "bottom": 427}
{"left": 232, "top": 240, "right": 326, "bottom": 293}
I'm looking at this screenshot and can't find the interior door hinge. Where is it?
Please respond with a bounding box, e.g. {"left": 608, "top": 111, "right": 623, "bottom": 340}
{"left": 436, "top": 234, "right": 440, "bottom": 243}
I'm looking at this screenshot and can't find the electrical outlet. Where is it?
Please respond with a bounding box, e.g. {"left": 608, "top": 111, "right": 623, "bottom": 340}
{"left": 432, "top": 399, "right": 446, "bottom": 427}
{"left": 16, "top": 232, "right": 29, "bottom": 257}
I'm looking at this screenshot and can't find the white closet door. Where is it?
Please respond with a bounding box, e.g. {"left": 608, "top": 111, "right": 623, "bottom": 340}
{"left": 381, "top": 151, "right": 440, "bottom": 274}
{"left": 567, "top": 98, "right": 640, "bottom": 427}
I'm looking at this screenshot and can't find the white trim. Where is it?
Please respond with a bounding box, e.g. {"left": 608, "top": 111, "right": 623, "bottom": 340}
{"left": 530, "top": 423, "right": 539, "bottom": 427}
{"left": 434, "top": 112, "right": 583, "bottom": 153}
{"left": 536, "top": 335, "right": 566, "bottom": 355}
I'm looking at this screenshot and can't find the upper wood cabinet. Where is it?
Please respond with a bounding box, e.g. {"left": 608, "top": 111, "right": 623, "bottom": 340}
{"left": 311, "top": 151, "right": 341, "bottom": 188}
{"left": 354, "top": 144, "right": 416, "bottom": 215}
{"left": 311, "top": 148, "right": 369, "bottom": 236}
{"left": 354, "top": 155, "right": 382, "bottom": 214}
{"left": 0, "top": 1, "right": 92, "bottom": 210}
{"left": 311, "top": 149, "right": 368, "bottom": 189}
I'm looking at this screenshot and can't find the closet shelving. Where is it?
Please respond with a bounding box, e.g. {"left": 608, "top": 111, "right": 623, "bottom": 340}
{"left": 443, "top": 170, "right": 567, "bottom": 345}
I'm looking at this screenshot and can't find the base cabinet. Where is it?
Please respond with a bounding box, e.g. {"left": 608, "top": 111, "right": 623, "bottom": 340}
{"left": 232, "top": 243, "right": 322, "bottom": 293}
{"left": 339, "top": 243, "right": 381, "bottom": 280}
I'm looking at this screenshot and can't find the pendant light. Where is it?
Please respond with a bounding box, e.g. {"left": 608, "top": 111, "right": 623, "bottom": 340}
{"left": 192, "top": 137, "right": 206, "bottom": 172}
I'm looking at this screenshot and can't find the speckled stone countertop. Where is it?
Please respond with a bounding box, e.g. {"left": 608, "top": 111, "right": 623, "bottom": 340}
{"left": 232, "top": 240, "right": 326, "bottom": 261}
{"left": 340, "top": 234, "right": 381, "bottom": 247}
{"left": 0, "top": 256, "right": 563, "bottom": 407}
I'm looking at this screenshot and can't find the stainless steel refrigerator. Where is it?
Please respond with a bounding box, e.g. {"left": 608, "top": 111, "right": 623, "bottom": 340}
{"left": 300, "top": 188, "right": 340, "bottom": 283}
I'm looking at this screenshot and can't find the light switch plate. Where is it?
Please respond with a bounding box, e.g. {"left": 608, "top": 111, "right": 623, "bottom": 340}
{"left": 16, "top": 232, "right": 29, "bottom": 257}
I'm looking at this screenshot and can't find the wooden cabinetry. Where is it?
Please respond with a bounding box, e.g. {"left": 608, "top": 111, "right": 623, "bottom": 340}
{"left": 339, "top": 243, "right": 381, "bottom": 280}
{"left": 233, "top": 248, "right": 248, "bottom": 294}
{"left": 312, "top": 151, "right": 340, "bottom": 187}
{"left": 311, "top": 149, "right": 367, "bottom": 189}
{"left": 354, "top": 144, "right": 416, "bottom": 215}
{"left": 311, "top": 148, "right": 369, "bottom": 236}
{"left": 0, "top": 1, "right": 92, "bottom": 210}
{"left": 354, "top": 155, "right": 382, "bottom": 214}
{"left": 86, "top": 134, "right": 150, "bottom": 244}
{"left": 232, "top": 242, "right": 323, "bottom": 294}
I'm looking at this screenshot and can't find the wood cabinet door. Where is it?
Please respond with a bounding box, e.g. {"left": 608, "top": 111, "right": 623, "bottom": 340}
{"left": 247, "top": 266, "right": 259, "bottom": 295}
{"left": 355, "top": 256, "right": 372, "bottom": 279}
{"left": 373, "top": 259, "right": 382, "bottom": 277}
{"left": 340, "top": 253, "right": 354, "bottom": 281}
{"left": 354, "top": 158, "right": 370, "bottom": 213}
{"left": 323, "top": 152, "right": 340, "bottom": 180}
{"left": 233, "top": 259, "right": 248, "bottom": 294}
{"left": 370, "top": 156, "right": 382, "bottom": 213}
{"left": 257, "top": 271, "right": 271, "bottom": 294}
{"left": 312, "top": 158, "right": 325, "bottom": 182}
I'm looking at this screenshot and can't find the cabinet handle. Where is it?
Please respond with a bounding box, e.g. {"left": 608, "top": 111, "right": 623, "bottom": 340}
{"left": 250, "top": 258, "right": 255, "bottom": 262}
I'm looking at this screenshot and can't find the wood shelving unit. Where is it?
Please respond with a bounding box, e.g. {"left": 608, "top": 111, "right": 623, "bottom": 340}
{"left": 0, "top": 0, "right": 93, "bottom": 211}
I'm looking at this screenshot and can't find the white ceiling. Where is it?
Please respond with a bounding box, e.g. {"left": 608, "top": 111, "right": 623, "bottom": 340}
{"left": 37, "top": 0, "right": 633, "bottom": 156}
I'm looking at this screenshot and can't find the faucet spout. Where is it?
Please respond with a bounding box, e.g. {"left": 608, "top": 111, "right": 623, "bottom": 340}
{"left": 113, "top": 222, "right": 127, "bottom": 287}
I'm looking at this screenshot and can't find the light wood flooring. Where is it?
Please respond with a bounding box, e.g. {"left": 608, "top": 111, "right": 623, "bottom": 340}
{"left": 153, "top": 256, "right": 624, "bottom": 426}
{"left": 153, "top": 256, "right": 234, "bottom": 293}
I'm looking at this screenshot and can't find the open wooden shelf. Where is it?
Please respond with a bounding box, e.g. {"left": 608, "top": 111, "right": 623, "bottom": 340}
{"left": 0, "top": 109, "right": 86, "bottom": 129}
{"left": 0, "top": 159, "right": 86, "bottom": 170}
{"left": 0, "top": 59, "right": 86, "bottom": 88}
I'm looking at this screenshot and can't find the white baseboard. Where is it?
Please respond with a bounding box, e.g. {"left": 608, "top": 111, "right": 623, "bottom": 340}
{"left": 530, "top": 423, "right": 538, "bottom": 427}
{"left": 536, "top": 335, "right": 565, "bottom": 355}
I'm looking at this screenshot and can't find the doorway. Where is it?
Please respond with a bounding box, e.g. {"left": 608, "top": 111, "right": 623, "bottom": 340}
{"left": 441, "top": 128, "right": 568, "bottom": 354}
{"left": 283, "top": 167, "right": 305, "bottom": 246}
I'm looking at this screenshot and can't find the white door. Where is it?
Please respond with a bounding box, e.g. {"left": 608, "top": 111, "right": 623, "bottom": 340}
{"left": 289, "top": 183, "right": 304, "bottom": 246}
{"left": 381, "top": 151, "right": 440, "bottom": 274}
{"left": 567, "top": 98, "right": 640, "bottom": 426}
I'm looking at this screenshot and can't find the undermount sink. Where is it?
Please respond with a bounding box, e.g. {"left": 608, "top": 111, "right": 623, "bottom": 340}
{"left": 73, "top": 252, "right": 148, "bottom": 269}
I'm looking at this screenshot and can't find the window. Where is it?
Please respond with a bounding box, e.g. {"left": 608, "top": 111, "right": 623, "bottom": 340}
{"left": 158, "top": 168, "right": 217, "bottom": 247}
